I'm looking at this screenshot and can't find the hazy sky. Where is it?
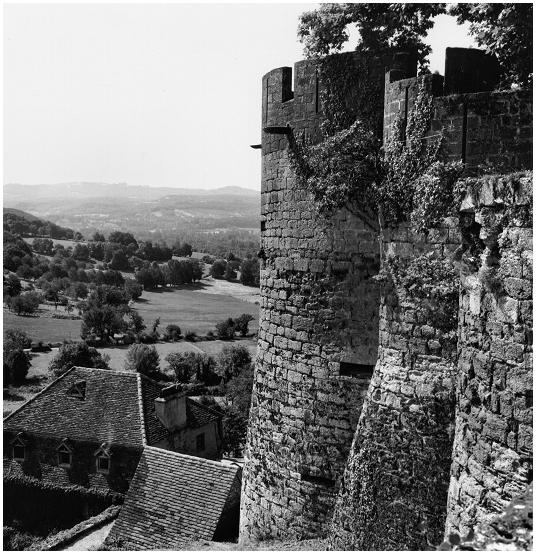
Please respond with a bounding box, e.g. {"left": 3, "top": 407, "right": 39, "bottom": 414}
{"left": 4, "top": 3, "right": 475, "bottom": 190}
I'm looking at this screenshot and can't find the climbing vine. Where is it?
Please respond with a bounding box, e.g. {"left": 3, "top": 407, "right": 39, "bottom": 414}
{"left": 290, "top": 70, "right": 464, "bottom": 230}
{"left": 375, "top": 252, "right": 460, "bottom": 335}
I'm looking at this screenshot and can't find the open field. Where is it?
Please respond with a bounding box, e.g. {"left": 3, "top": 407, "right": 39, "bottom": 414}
{"left": 23, "top": 237, "right": 84, "bottom": 249}
{"left": 3, "top": 311, "right": 81, "bottom": 343}
{"left": 4, "top": 283, "right": 259, "bottom": 343}
{"left": 132, "top": 285, "right": 259, "bottom": 335}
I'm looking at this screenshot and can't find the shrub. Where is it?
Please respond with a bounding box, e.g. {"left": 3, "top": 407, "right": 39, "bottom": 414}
{"left": 165, "top": 324, "right": 182, "bottom": 341}
{"left": 4, "top": 329, "right": 32, "bottom": 350}
{"left": 3, "top": 349, "right": 31, "bottom": 384}
{"left": 184, "top": 330, "right": 197, "bottom": 342}
{"left": 234, "top": 313, "right": 255, "bottom": 337}
{"left": 139, "top": 332, "right": 157, "bottom": 344}
{"left": 8, "top": 292, "right": 41, "bottom": 315}
{"left": 124, "top": 344, "right": 160, "bottom": 377}
{"left": 215, "top": 318, "right": 236, "bottom": 340}
{"left": 239, "top": 258, "right": 260, "bottom": 287}
{"left": 48, "top": 342, "right": 110, "bottom": 377}
{"left": 165, "top": 352, "right": 218, "bottom": 385}
{"left": 210, "top": 260, "right": 227, "bottom": 279}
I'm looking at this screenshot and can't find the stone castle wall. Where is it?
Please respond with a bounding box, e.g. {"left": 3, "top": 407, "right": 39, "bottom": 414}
{"left": 240, "top": 51, "right": 417, "bottom": 541}
{"left": 447, "top": 174, "right": 533, "bottom": 536}
{"left": 384, "top": 48, "right": 532, "bottom": 171}
{"left": 241, "top": 46, "right": 533, "bottom": 547}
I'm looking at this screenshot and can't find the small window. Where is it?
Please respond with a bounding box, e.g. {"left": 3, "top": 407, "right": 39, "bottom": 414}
{"left": 339, "top": 362, "right": 374, "bottom": 378}
{"left": 13, "top": 444, "right": 26, "bottom": 461}
{"left": 196, "top": 433, "right": 205, "bottom": 452}
{"left": 57, "top": 444, "right": 72, "bottom": 468}
{"left": 97, "top": 455, "right": 110, "bottom": 473}
{"left": 66, "top": 380, "right": 86, "bottom": 400}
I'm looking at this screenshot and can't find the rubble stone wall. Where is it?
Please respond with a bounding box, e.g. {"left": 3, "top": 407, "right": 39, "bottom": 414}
{"left": 329, "top": 220, "right": 461, "bottom": 550}
{"left": 446, "top": 173, "right": 533, "bottom": 536}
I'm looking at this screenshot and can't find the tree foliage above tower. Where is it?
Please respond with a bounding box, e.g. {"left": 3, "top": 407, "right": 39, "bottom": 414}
{"left": 448, "top": 3, "right": 533, "bottom": 87}
{"left": 298, "top": 3, "right": 533, "bottom": 87}
{"left": 298, "top": 3, "right": 445, "bottom": 68}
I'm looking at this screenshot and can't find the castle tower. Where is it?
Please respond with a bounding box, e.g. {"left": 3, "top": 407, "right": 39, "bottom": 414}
{"left": 239, "top": 51, "right": 416, "bottom": 541}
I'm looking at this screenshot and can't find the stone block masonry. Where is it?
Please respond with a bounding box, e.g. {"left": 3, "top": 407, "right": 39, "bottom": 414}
{"left": 446, "top": 173, "right": 533, "bottom": 537}
{"left": 240, "top": 51, "right": 418, "bottom": 542}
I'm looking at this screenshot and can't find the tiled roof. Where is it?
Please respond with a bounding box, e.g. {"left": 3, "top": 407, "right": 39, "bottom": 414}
{"left": 186, "top": 398, "right": 222, "bottom": 429}
{"left": 107, "top": 446, "right": 242, "bottom": 549}
{"left": 3, "top": 367, "right": 168, "bottom": 449}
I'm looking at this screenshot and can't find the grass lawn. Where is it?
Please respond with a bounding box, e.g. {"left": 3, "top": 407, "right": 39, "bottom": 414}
{"left": 132, "top": 285, "right": 259, "bottom": 335}
{"left": 3, "top": 311, "right": 81, "bottom": 343}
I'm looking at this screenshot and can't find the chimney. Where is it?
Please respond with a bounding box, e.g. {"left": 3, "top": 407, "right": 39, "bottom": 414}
{"left": 154, "top": 385, "right": 187, "bottom": 431}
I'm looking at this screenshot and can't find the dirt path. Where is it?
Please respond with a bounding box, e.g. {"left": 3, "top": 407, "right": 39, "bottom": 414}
{"left": 62, "top": 521, "right": 114, "bottom": 551}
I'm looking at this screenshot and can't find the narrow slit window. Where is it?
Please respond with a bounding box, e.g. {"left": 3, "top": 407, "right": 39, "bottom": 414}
{"left": 196, "top": 433, "right": 205, "bottom": 452}
{"left": 301, "top": 473, "right": 335, "bottom": 487}
{"left": 97, "top": 455, "right": 110, "bottom": 473}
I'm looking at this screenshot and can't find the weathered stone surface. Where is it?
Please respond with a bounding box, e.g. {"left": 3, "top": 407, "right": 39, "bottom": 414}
{"left": 329, "top": 223, "right": 460, "bottom": 550}
{"left": 240, "top": 52, "right": 391, "bottom": 542}
{"left": 446, "top": 175, "right": 533, "bottom": 538}
{"left": 241, "top": 46, "right": 532, "bottom": 549}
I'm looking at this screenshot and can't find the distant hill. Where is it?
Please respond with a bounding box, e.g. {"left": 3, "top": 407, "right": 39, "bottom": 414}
{"left": 3, "top": 207, "right": 81, "bottom": 240}
{"left": 3, "top": 207, "right": 42, "bottom": 222}
{"left": 4, "top": 182, "right": 258, "bottom": 202}
{"left": 3, "top": 182, "right": 260, "bottom": 241}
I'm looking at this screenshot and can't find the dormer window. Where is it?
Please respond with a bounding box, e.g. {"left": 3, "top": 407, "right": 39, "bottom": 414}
{"left": 57, "top": 440, "right": 73, "bottom": 468}
{"left": 11, "top": 434, "right": 27, "bottom": 461}
{"left": 94, "top": 443, "right": 111, "bottom": 474}
{"left": 66, "top": 380, "right": 86, "bottom": 400}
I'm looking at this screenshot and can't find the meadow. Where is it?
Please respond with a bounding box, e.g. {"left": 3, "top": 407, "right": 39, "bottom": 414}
{"left": 132, "top": 285, "right": 259, "bottom": 336}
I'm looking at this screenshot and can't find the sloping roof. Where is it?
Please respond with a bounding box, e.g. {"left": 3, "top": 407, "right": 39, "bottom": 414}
{"left": 107, "top": 446, "right": 242, "bottom": 549}
{"left": 186, "top": 398, "right": 222, "bottom": 428}
{"left": 3, "top": 367, "right": 168, "bottom": 449}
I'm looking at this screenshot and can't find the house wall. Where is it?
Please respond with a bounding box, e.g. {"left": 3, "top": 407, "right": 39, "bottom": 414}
{"left": 3, "top": 431, "right": 141, "bottom": 494}
{"left": 170, "top": 421, "right": 221, "bottom": 460}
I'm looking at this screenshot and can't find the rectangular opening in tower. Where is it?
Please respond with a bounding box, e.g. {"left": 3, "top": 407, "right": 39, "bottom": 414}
{"left": 339, "top": 362, "right": 374, "bottom": 378}
{"left": 300, "top": 473, "right": 335, "bottom": 487}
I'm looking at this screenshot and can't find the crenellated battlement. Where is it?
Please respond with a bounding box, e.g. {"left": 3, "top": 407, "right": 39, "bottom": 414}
{"left": 384, "top": 48, "right": 532, "bottom": 170}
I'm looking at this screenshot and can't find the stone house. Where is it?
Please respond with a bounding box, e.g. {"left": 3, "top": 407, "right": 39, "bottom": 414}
{"left": 3, "top": 366, "right": 232, "bottom": 539}
{"left": 4, "top": 367, "right": 224, "bottom": 496}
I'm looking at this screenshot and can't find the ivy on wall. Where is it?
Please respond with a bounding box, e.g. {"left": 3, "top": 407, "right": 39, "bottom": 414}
{"left": 375, "top": 252, "right": 460, "bottom": 336}
{"left": 290, "top": 70, "right": 464, "bottom": 230}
